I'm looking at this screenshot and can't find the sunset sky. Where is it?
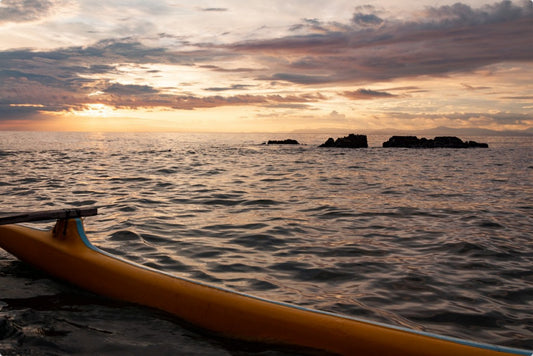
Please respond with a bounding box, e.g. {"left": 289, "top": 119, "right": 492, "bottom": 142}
{"left": 0, "top": 0, "right": 532, "bottom": 132}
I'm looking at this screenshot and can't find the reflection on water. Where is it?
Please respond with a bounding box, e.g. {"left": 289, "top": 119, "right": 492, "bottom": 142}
{"left": 0, "top": 132, "right": 532, "bottom": 353}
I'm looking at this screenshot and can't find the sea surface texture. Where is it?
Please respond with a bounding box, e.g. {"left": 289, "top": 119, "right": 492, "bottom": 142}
{"left": 0, "top": 132, "right": 531, "bottom": 355}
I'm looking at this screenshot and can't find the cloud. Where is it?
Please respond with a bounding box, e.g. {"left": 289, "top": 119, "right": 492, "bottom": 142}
{"left": 199, "top": 65, "right": 259, "bottom": 73}
{"left": 0, "top": 1, "right": 531, "bottom": 125}
{"left": 352, "top": 5, "right": 384, "bottom": 28}
{"left": 352, "top": 13, "right": 384, "bottom": 28}
{"left": 269, "top": 73, "right": 334, "bottom": 84}
{"left": 104, "top": 83, "right": 159, "bottom": 95}
{"left": 204, "top": 84, "right": 253, "bottom": 92}
{"left": 461, "top": 83, "right": 491, "bottom": 91}
{"left": 289, "top": 18, "right": 350, "bottom": 34}
{"left": 328, "top": 110, "right": 347, "bottom": 121}
{"left": 0, "top": 39, "right": 329, "bottom": 118}
{"left": 383, "top": 86, "right": 427, "bottom": 93}
{"left": 165, "top": 93, "right": 323, "bottom": 110}
{"left": 422, "top": 0, "right": 530, "bottom": 28}
{"left": 387, "top": 111, "right": 533, "bottom": 126}
{"left": 229, "top": 0, "right": 533, "bottom": 84}
{"left": 200, "top": 8, "right": 228, "bottom": 12}
{"left": 0, "top": 104, "right": 49, "bottom": 119}
{"left": 342, "top": 89, "right": 397, "bottom": 100}
{"left": 0, "top": 0, "right": 65, "bottom": 24}
{"left": 500, "top": 95, "right": 533, "bottom": 100}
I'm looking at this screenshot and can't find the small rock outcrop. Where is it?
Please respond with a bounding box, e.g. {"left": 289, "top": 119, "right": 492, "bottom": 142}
{"left": 267, "top": 139, "right": 299, "bottom": 145}
{"left": 382, "top": 136, "right": 488, "bottom": 148}
{"left": 463, "top": 140, "right": 490, "bottom": 148}
{"left": 319, "top": 134, "right": 368, "bottom": 148}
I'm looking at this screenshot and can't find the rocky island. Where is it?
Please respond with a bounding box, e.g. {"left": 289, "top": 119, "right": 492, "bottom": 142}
{"left": 382, "top": 136, "right": 488, "bottom": 148}
{"left": 319, "top": 134, "right": 368, "bottom": 148}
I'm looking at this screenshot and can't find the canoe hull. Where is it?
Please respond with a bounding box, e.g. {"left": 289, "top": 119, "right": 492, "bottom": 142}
{"left": 0, "top": 219, "right": 530, "bottom": 356}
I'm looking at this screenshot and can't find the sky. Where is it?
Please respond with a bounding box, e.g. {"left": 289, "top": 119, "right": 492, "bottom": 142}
{"left": 0, "top": 0, "right": 532, "bottom": 132}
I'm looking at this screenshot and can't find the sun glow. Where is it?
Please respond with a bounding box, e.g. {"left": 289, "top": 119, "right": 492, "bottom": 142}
{"left": 74, "top": 104, "right": 116, "bottom": 118}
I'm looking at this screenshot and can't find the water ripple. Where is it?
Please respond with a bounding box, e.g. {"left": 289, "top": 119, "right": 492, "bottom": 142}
{"left": 0, "top": 132, "right": 532, "bottom": 352}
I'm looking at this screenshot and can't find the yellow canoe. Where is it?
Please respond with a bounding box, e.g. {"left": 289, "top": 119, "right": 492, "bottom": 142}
{"left": 0, "top": 218, "right": 530, "bottom": 356}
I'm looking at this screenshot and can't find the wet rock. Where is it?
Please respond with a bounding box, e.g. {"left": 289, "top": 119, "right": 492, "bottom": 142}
{"left": 319, "top": 134, "right": 368, "bottom": 148}
{"left": 382, "top": 136, "right": 488, "bottom": 148}
{"left": 266, "top": 139, "right": 299, "bottom": 145}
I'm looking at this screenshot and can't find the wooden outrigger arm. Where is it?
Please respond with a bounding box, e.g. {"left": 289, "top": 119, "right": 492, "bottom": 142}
{"left": 0, "top": 207, "right": 98, "bottom": 225}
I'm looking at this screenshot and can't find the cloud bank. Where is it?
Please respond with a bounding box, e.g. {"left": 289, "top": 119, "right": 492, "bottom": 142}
{"left": 0, "top": 0, "right": 65, "bottom": 23}
{"left": 342, "top": 89, "right": 397, "bottom": 100}
{"left": 231, "top": 0, "right": 532, "bottom": 83}
{"left": 0, "top": 0, "right": 531, "bottom": 129}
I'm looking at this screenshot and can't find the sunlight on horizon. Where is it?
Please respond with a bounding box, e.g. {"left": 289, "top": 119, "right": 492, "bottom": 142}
{"left": 0, "top": 1, "right": 531, "bottom": 133}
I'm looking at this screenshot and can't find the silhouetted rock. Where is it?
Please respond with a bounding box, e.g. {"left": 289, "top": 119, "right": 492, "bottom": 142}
{"left": 382, "top": 136, "right": 420, "bottom": 148}
{"left": 465, "top": 140, "right": 489, "bottom": 148}
{"left": 382, "top": 136, "right": 488, "bottom": 148}
{"left": 319, "top": 134, "right": 368, "bottom": 148}
{"left": 267, "top": 139, "right": 299, "bottom": 145}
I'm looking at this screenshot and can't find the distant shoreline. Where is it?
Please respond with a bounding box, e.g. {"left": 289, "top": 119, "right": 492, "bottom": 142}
{"left": 289, "top": 126, "right": 533, "bottom": 137}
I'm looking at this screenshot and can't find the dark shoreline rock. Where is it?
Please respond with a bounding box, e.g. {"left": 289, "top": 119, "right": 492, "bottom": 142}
{"left": 382, "top": 136, "right": 488, "bottom": 148}
{"left": 266, "top": 139, "right": 299, "bottom": 145}
{"left": 319, "top": 134, "right": 368, "bottom": 148}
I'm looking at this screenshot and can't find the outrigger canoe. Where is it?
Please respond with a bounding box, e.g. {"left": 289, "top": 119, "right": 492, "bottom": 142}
{"left": 0, "top": 209, "right": 531, "bottom": 356}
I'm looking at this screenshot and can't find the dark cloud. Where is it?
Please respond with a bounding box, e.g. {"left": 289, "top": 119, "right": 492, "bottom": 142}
{"left": 383, "top": 86, "right": 422, "bottom": 91}
{"left": 89, "top": 39, "right": 168, "bottom": 61}
{"left": 0, "top": 36, "right": 269, "bottom": 118}
{"left": 0, "top": 103, "right": 81, "bottom": 121}
{"left": 230, "top": 32, "right": 349, "bottom": 53}
{"left": 230, "top": 1, "right": 533, "bottom": 84}
{"left": 264, "top": 103, "right": 311, "bottom": 109}
{"left": 422, "top": 0, "right": 530, "bottom": 28}
{"left": 0, "top": 39, "right": 180, "bottom": 94}
{"left": 269, "top": 73, "right": 334, "bottom": 84}
{"left": 165, "top": 93, "right": 323, "bottom": 110}
{"left": 500, "top": 95, "right": 533, "bottom": 100}
{"left": 294, "top": 18, "right": 331, "bottom": 34}
{"left": 352, "top": 13, "right": 384, "bottom": 28}
{"left": 204, "top": 84, "right": 253, "bottom": 92}
{"left": 289, "top": 24, "right": 304, "bottom": 32}
{"left": 199, "top": 65, "right": 258, "bottom": 73}
{"left": 461, "top": 83, "right": 491, "bottom": 90}
{"left": 0, "top": 40, "right": 175, "bottom": 119}
{"left": 0, "top": 1, "right": 531, "bottom": 123}
{"left": 0, "top": 104, "right": 45, "bottom": 119}
{"left": 0, "top": 37, "right": 329, "bottom": 119}
{"left": 104, "top": 83, "right": 159, "bottom": 95}
{"left": 0, "top": 69, "right": 64, "bottom": 87}
{"left": 352, "top": 6, "right": 384, "bottom": 29}
{"left": 0, "top": 0, "right": 60, "bottom": 23}
{"left": 342, "top": 89, "right": 397, "bottom": 100}
{"left": 201, "top": 8, "right": 228, "bottom": 12}
{"left": 289, "top": 18, "right": 351, "bottom": 34}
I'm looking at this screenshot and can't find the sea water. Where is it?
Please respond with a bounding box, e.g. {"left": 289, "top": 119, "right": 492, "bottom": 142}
{"left": 0, "top": 132, "right": 531, "bottom": 354}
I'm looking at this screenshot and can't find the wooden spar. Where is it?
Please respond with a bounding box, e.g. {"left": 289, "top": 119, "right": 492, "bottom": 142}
{"left": 0, "top": 207, "right": 98, "bottom": 225}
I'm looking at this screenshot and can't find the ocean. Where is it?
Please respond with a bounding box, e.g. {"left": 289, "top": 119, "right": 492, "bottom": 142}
{"left": 0, "top": 132, "right": 531, "bottom": 354}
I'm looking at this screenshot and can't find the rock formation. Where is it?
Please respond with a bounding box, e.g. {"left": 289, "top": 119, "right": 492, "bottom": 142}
{"left": 267, "top": 139, "right": 299, "bottom": 145}
{"left": 319, "top": 134, "right": 368, "bottom": 148}
{"left": 382, "top": 136, "right": 488, "bottom": 148}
